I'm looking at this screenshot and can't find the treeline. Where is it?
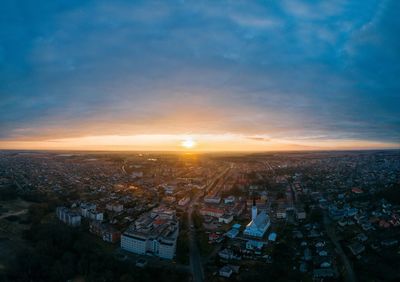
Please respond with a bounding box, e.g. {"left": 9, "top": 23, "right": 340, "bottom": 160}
{"left": 0, "top": 184, "right": 18, "bottom": 200}
{"left": 3, "top": 221, "right": 187, "bottom": 282}
{"left": 377, "top": 183, "right": 400, "bottom": 205}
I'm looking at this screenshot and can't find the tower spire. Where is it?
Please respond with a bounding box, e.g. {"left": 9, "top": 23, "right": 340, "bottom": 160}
{"left": 251, "top": 195, "right": 257, "bottom": 221}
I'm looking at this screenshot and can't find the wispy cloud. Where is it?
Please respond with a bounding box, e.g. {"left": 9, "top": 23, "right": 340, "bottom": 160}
{"left": 0, "top": 0, "right": 399, "bottom": 149}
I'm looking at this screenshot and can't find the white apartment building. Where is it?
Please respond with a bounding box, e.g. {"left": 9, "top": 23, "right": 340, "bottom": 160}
{"left": 56, "top": 207, "right": 81, "bottom": 227}
{"left": 80, "top": 203, "right": 96, "bottom": 217}
{"left": 121, "top": 207, "right": 179, "bottom": 259}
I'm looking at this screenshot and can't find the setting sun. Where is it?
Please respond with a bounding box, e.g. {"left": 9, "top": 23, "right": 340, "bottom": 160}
{"left": 181, "top": 137, "right": 196, "bottom": 149}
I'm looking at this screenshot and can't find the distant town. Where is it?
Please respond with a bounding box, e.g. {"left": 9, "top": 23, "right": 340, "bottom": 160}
{"left": 0, "top": 150, "right": 399, "bottom": 282}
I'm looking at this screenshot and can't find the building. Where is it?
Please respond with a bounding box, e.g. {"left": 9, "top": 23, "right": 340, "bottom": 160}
{"left": 88, "top": 210, "right": 104, "bottom": 221}
{"left": 178, "top": 196, "right": 190, "bottom": 207}
{"left": 296, "top": 208, "right": 306, "bottom": 220}
{"left": 268, "top": 232, "right": 277, "bottom": 242}
{"left": 243, "top": 199, "right": 270, "bottom": 238}
{"left": 276, "top": 208, "right": 287, "bottom": 219}
{"left": 219, "top": 266, "right": 233, "bottom": 278}
{"left": 219, "top": 265, "right": 239, "bottom": 278}
{"left": 348, "top": 242, "right": 365, "bottom": 256}
{"left": 106, "top": 203, "right": 124, "bottom": 213}
{"left": 199, "top": 206, "right": 224, "bottom": 218}
{"left": 224, "top": 196, "right": 235, "bottom": 204}
{"left": 313, "top": 268, "right": 335, "bottom": 279}
{"left": 219, "top": 214, "right": 233, "bottom": 224}
{"left": 90, "top": 221, "right": 121, "bottom": 243}
{"left": 246, "top": 240, "right": 264, "bottom": 250}
{"left": 226, "top": 224, "right": 241, "bottom": 239}
{"left": 80, "top": 203, "right": 96, "bottom": 218}
{"left": 56, "top": 207, "right": 81, "bottom": 227}
{"left": 163, "top": 185, "right": 176, "bottom": 195}
{"left": 131, "top": 171, "right": 143, "bottom": 178}
{"left": 151, "top": 206, "right": 176, "bottom": 220}
{"left": 121, "top": 207, "right": 179, "bottom": 259}
{"left": 204, "top": 195, "right": 221, "bottom": 204}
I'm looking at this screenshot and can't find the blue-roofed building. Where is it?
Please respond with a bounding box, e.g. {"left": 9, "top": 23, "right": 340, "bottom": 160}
{"left": 243, "top": 198, "right": 271, "bottom": 238}
{"left": 226, "top": 228, "right": 239, "bottom": 239}
{"left": 268, "top": 232, "right": 277, "bottom": 242}
{"left": 246, "top": 240, "right": 264, "bottom": 250}
{"left": 232, "top": 223, "right": 241, "bottom": 229}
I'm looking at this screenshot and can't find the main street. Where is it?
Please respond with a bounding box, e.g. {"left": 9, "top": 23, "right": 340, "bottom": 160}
{"left": 188, "top": 191, "right": 205, "bottom": 282}
{"left": 187, "top": 165, "right": 231, "bottom": 282}
{"left": 323, "top": 213, "right": 357, "bottom": 282}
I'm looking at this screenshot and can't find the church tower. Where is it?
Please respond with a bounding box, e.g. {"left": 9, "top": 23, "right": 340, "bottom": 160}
{"left": 251, "top": 197, "right": 257, "bottom": 221}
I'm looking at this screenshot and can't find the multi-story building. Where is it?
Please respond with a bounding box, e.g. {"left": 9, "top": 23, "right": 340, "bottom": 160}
{"left": 204, "top": 195, "right": 221, "bottom": 204}
{"left": 90, "top": 221, "right": 121, "bottom": 243}
{"left": 88, "top": 210, "right": 104, "bottom": 221}
{"left": 121, "top": 207, "right": 179, "bottom": 259}
{"left": 199, "top": 206, "right": 224, "bottom": 218}
{"left": 80, "top": 203, "right": 96, "bottom": 217}
{"left": 106, "top": 203, "right": 124, "bottom": 213}
{"left": 56, "top": 207, "right": 81, "bottom": 227}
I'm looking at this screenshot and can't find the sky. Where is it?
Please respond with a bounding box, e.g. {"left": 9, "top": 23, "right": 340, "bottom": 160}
{"left": 0, "top": 0, "right": 399, "bottom": 151}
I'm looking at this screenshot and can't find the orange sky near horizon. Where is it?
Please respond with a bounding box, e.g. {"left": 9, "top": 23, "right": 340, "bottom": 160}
{"left": 0, "top": 134, "right": 398, "bottom": 152}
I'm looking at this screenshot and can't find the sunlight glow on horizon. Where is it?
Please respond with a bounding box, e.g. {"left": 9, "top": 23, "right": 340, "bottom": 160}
{"left": 0, "top": 134, "right": 398, "bottom": 152}
{"left": 181, "top": 137, "right": 197, "bottom": 149}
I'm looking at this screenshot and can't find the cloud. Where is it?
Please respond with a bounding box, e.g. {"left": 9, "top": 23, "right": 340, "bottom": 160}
{"left": 0, "top": 0, "right": 399, "bottom": 147}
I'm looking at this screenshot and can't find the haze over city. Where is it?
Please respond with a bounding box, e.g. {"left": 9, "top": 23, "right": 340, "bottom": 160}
{"left": 1, "top": 0, "right": 399, "bottom": 151}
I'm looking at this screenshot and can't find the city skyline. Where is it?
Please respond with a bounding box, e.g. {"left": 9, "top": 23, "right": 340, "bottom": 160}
{"left": 1, "top": 0, "right": 399, "bottom": 151}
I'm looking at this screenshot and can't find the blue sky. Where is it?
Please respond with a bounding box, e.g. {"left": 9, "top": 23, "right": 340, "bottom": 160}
{"left": 0, "top": 0, "right": 399, "bottom": 148}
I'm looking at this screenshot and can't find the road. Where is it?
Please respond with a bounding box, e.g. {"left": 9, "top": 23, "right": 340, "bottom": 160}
{"left": 187, "top": 166, "right": 231, "bottom": 282}
{"left": 0, "top": 209, "right": 28, "bottom": 221}
{"left": 188, "top": 191, "right": 205, "bottom": 282}
{"left": 323, "top": 213, "right": 357, "bottom": 282}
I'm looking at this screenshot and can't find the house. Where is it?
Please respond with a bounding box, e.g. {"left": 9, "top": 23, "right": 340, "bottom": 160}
{"left": 178, "top": 197, "right": 190, "bottom": 207}
{"left": 351, "top": 187, "right": 364, "bottom": 194}
{"left": 381, "top": 239, "right": 398, "bottom": 247}
{"left": 199, "top": 207, "right": 224, "bottom": 218}
{"left": 163, "top": 185, "right": 176, "bottom": 195}
{"left": 208, "top": 232, "right": 218, "bottom": 240}
{"left": 296, "top": 208, "right": 306, "bottom": 220}
{"left": 224, "top": 196, "right": 235, "bottom": 204}
{"left": 303, "top": 248, "right": 312, "bottom": 261}
{"left": 268, "top": 232, "right": 277, "bottom": 242}
{"left": 313, "top": 268, "right": 335, "bottom": 278}
{"left": 356, "top": 233, "right": 368, "bottom": 242}
{"left": 246, "top": 240, "right": 264, "bottom": 250}
{"left": 219, "top": 265, "right": 240, "bottom": 278}
{"left": 219, "top": 266, "right": 233, "bottom": 278}
{"left": 348, "top": 242, "right": 365, "bottom": 256}
{"left": 226, "top": 224, "right": 240, "bottom": 239}
{"left": 219, "top": 248, "right": 233, "bottom": 260}
{"left": 276, "top": 208, "right": 287, "bottom": 219}
{"left": 219, "top": 214, "right": 233, "bottom": 224}
{"left": 204, "top": 195, "right": 221, "bottom": 204}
